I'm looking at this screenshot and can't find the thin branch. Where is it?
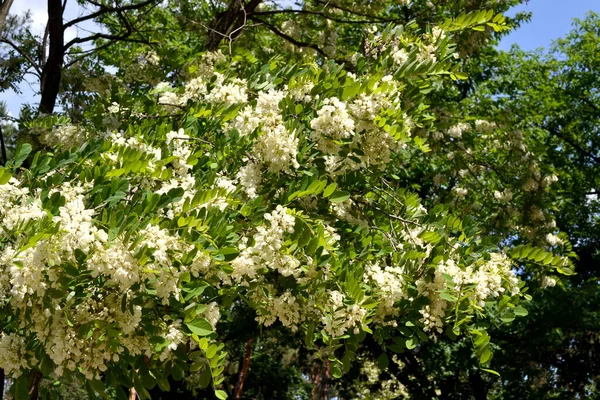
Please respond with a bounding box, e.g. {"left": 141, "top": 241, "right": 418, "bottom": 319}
{"left": 171, "top": 136, "right": 213, "bottom": 147}
{"left": 253, "top": 9, "right": 384, "bottom": 24}
{"left": 312, "top": 0, "right": 391, "bottom": 22}
{"left": 64, "top": 32, "right": 150, "bottom": 50}
{"left": 546, "top": 125, "right": 600, "bottom": 165}
{"left": 249, "top": 15, "right": 330, "bottom": 58}
{"left": 64, "top": 0, "right": 156, "bottom": 29}
{"left": 369, "top": 204, "right": 422, "bottom": 227}
{"left": 0, "top": 38, "right": 42, "bottom": 76}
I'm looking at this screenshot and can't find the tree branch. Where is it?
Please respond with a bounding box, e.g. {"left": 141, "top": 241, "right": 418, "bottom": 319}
{"left": 64, "top": 31, "right": 150, "bottom": 51}
{"left": 63, "top": 0, "right": 156, "bottom": 29}
{"left": 233, "top": 337, "right": 254, "bottom": 399}
{"left": 312, "top": 0, "right": 391, "bottom": 22}
{"left": 546, "top": 125, "right": 600, "bottom": 165}
{"left": 0, "top": 0, "right": 15, "bottom": 37}
{"left": 249, "top": 15, "right": 330, "bottom": 58}
{"left": 0, "top": 38, "right": 43, "bottom": 76}
{"left": 253, "top": 9, "right": 384, "bottom": 24}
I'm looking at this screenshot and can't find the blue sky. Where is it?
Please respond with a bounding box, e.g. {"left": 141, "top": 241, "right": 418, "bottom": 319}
{"left": 1, "top": 0, "right": 599, "bottom": 116}
{"left": 498, "top": 0, "right": 600, "bottom": 51}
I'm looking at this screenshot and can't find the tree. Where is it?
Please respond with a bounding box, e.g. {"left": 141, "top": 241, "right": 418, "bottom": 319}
{"left": 457, "top": 12, "right": 600, "bottom": 398}
{"left": 0, "top": 0, "right": 159, "bottom": 116}
{"left": 0, "top": 2, "right": 581, "bottom": 400}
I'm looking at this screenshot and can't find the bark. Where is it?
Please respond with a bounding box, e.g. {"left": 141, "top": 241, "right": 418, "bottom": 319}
{"left": 38, "top": 0, "right": 64, "bottom": 114}
{"left": 0, "top": 124, "right": 6, "bottom": 166}
{"left": 319, "top": 359, "right": 331, "bottom": 400}
{"left": 0, "top": 367, "right": 4, "bottom": 400}
{"left": 28, "top": 371, "right": 42, "bottom": 400}
{"left": 468, "top": 369, "right": 488, "bottom": 400}
{"left": 310, "top": 364, "right": 321, "bottom": 400}
{"left": 0, "top": 0, "right": 14, "bottom": 37}
{"left": 206, "top": 0, "right": 262, "bottom": 51}
{"left": 233, "top": 337, "right": 254, "bottom": 399}
{"left": 129, "top": 387, "right": 137, "bottom": 400}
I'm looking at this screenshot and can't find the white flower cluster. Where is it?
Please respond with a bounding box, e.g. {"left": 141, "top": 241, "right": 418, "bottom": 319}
{"left": 494, "top": 189, "right": 513, "bottom": 202}
{"left": 321, "top": 290, "right": 367, "bottom": 337}
{"left": 310, "top": 97, "right": 355, "bottom": 153}
{"left": 331, "top": 199, "right": 369, "bottom": 228}
{"left": 232, "top": 206, "right": 300, "bottom": 281}
{"left": 0, "top": 178, "right": 46, "bottom": 232}
{"left": 205, "top": 74, "right": 248, "bottom": 105}
{"left": 253, "top": 289, "right": 304, "bottom": 332}
{"left": 0, "top": 169, "right": 221, "bottom": 378}
{"left": 447, "top": 123, "right": 470, "bottom": 139}
{"left": 545, "top": 233, "right": 562, "bottom": 246}
{"left": 392, "top": 48, "right": 409, "bottom": 66}
{"left": 106, "top": 130, "right": 162, "bottom": 172}
{"left": 159, "top": 319, "right": 186, "bottom": 362}
{"left": 541, "top": 275, "right": 557, "bottom": 288}
{"left": 365, "top": 262, "right": 405, "bottom": 324}
{"left": 0, "top": 333, "right": 30, "bottom": 377}
{"left": 166, "top": 129, "right": 194, "bottom": 175}
{"left": 354, "top": 358, "right": 409, "bottom": 400}
{"left": 41, "top": 124, "right": 88, "bottom": 149}
{"left": 417, "top": 253, "right": 520, "bottom": 334}
{"left": 204, "top": 302, "right": 221, "bottom": 330}
{"left": 243, "top": 89, "right": 299, "bottom": 173}
{"left": 157, "top": 70, "right": 248, "bottom": 110}
{"left": 237, "top": 160, "right": 262, "bottom": 198}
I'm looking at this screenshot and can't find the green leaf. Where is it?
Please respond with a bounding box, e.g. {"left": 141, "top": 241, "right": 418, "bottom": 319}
{"left": 500, "top": 312, "right": 515, "bottom": 323}
{"left": 330, "top": 191, "right": 350, "bottom": 203}
{"left": 323, "top": 183, "right": 337, "bottom": 198}
{"left": 0, "top": 167, "right": 11, "bottom": 185}
{"left": 331, "top": 362, "right": 343, "bottom": 378}
{"left": 377, "top": 353, "right": 389, "bottom": 370}
{"left": 13, "top": 143, "right": 32, "bottom": 167}
{"left": 481, "top": 368, "right": 501, "bottom": 377}
{"left": 513, "top": 306, "right": 528, "bottom": 317}
{"left": 557, "top": 266, "right": 574, "bottom": 275}
{"left": 199, "top": 364, "right": 211, "bottom": 388}
{"left": 479, "top": 346, "right": 492, "bottom": 364}
{"left": 405, "top": 337, "right": 418, "bottom": 350}
{"left": 218, "top": 247, "right": 240, "bottom": 262}
{"left": 439, "top": 291, "right": 458, "bottom": 302}
{"left": 206, "top": 344, "right": 218, "bottom": 359}
{"left": 186, "top": 318, "right": 213, "bottom": 336}
{"left": 215, "top": 390, "right": 228, "bottom": 400}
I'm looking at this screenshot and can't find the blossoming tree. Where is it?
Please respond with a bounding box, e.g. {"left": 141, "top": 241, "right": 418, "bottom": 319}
{"left": 0, "top": 1, "right": 575, "bottom": 399}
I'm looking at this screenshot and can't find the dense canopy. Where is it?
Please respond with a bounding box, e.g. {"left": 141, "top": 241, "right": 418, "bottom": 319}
{"left": 0, "top": 1, "right": 598, "bottom": 399}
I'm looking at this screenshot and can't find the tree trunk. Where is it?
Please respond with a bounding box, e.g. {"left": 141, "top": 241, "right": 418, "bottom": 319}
{"left": 206, "top": 0, "right": 262, "bottom": 51}
{"left": 28, "top": 371, "right": 42, "bottom": 400}
{"left": 0, "top": 124, "right": 6, "bottom": 166}
{"left": 468, "top": 369, "right": 488, "bottom": 400}
{"left": 233, "top": 337, "right": 254, "bottom": 399}
{"left": 319, "top": 359, "right": 331, "bottom": 400}
{"left": 39, "top": 0, "right": 64, "bottom": 114}
{"left": 0, "top": 367, "right": 5, "bottom": 400}
{"left": 310, "top": 364, "right": 321, "bottom": 400}
{"left": 0, "top": 0, "right": 15, "bottom": 37}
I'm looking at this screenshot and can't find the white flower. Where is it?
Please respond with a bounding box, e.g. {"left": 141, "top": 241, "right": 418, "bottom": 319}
{"left": 541, "top": 276, "right": 557, "bottom": 288}
{"left": 453, "top": 187, "right": 468, "bottom": 198}
{"left": 310, "top": 97, "right": 355, "bottom": 153}
{"left": 392, "top": 48, "right": 409, "bottom": 65}
{"left": 41, "top": 124, "right": 87, "bottom": 149}
{"left": 494, "top": 189, "right": 513, "bottom": 202}
{"left": 447, "top": 123, "right": 469, "bottom": 139}
{"left": 545, "top": 233, "right": 562, "bottom": 246}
